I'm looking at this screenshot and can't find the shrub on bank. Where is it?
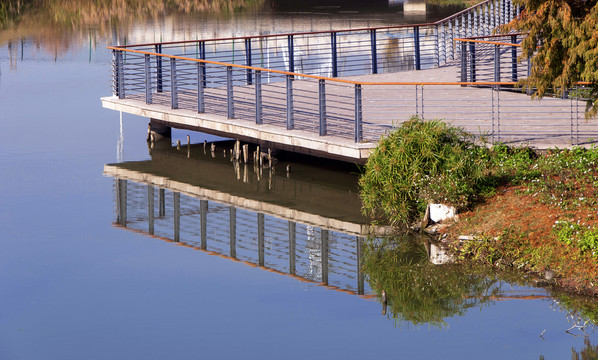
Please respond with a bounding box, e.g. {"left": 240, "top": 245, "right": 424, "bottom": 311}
{"left": 359, "top": 117, "right": 489, "bottom": 226}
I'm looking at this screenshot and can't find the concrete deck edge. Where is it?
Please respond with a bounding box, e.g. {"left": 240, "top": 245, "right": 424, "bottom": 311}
{"left": 101, "top": 96, "right": 376, "bottom": 163}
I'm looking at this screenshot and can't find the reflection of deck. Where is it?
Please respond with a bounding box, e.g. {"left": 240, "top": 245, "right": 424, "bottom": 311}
{"left": 103, "top": 144, "right": 373, "bottom": 295}
{"left": 103, "top": 143, "right": 376, "bottom": 235}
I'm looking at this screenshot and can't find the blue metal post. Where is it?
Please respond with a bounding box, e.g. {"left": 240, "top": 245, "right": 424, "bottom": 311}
{"left": 460, "top": 42, "right": 468, "bottom": 83}
{"left": 227, "top": 66, "right": 234, "bottom": 118}
{"left": 468, "top": 42, "right": 476, "bottom": 82}
{"left": 199, "top": 41, "right": 206, "bottom": 89}
{"left": 170, "top": 57, "right": 178, "bottom": 109}
{"left": 255, "top": 70, "right": 262, "bottom": 124}
{"left": 511, "top": 35, "right": 518, "bottom": 81}
{"left": 144, "top": 54, "right": 152, "bottom": 104}
{"left": 319, "top": 79, "right": 327, "bottom": 136}
{"left": 494, "top": 44, "right": 501, "bottom": 83}
{"left": 197, "top": 62, "right": 205, "bottom": 113}
{"left": 287, "top": 35, "right": 294, "bottom": 74}
{"left": 286, "top": 75, "right": 294, "bottom": 130}
{"left": 155, "top": 44, "right": 163, "bottom": 93}
{"left": 414, "top": 26, "right": 421, "bottom": 70}
{"left": 115, "top": 50, "right": 125, "bottom": 99}
{"left": 245, "top": 38, "right": 253, "bottom": 85}
{"left": 370, "top": 29, "right": 378, "bottom": 74}
{"left": 354, "top": 84, "right": 363, "bottom": 142}
{"left": 331, "top": 32, "right": 338, "bottom": 77}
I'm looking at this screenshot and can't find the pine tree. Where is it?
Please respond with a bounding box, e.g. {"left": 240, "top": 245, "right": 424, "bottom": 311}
{"left": 502, "top": 0, "right": 598, "bottom": 118}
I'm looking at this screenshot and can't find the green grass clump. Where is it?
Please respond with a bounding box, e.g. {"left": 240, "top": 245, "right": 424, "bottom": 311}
{"left": 554, "top": 220, "right": 598, "bottom": 257}
{"left": 359, "top": 117, "right": 489, "bottom": 226}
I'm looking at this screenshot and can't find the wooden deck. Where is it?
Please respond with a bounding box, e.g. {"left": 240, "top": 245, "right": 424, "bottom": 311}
{"left": 102, "top": 64, "right": 598, "bottom": 163}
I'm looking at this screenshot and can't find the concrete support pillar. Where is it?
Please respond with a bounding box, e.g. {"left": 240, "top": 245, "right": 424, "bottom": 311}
{"left": 147, "top": 119, "right": 172, "bottom": 142}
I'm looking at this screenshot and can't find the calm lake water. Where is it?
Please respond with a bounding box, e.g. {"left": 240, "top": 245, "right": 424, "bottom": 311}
{"left": 1, "top": 2, "right": 597, "bottom": 359}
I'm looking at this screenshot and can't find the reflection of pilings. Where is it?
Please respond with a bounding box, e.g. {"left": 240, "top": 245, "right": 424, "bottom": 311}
{"left": 357, "top": 236, "right": 364, "bottom": 295}
{"left": 200, "top": 199, "right": 208, "bottom": 250}
{"left": 289, "top": 221, "right": 296, "bottom": 275}
{"left": 230, "top": 206, "right": 237, "bottom": 258}
{"left": 321, "top": 229, "right": 329, "bottom": 285}
{"left": 159, "top": 188, "right": 165, "bottom": 217}
{"left": 116, "top": 179, "right": 127, "bottom": 226}
{"left": 148, "top": 185, "right": 154, "bottom": 234}
{"left": 258, "top": 212, "right": 265, "bottom": 266}
{"left": 173, "top": 192, "right": 180, "bottom": 242}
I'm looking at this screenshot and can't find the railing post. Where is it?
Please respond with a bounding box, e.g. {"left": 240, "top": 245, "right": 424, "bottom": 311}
{"left": 144, "top": 54, "right": 152, "bottom": 104}
{"left": 370, "top": 29, "right": 378, "bottom": 74}
{"left": 460, "top": 42, "right": 468, "bottom": 83}
{"left": 114, "top": 50, "right": 125, "bottom": 99}
{"left": 245, "top": 38, "right": 253, "bottom": 85}
{"left": 467, "top": 11, "right": 471, "bottom": 37}
{"left": 255, "top": 70, "right": 262, "bottom": 124}
{"left": 468, "top": 42, "right": 476, "bottom": 82}
{"left": 170, "top": 57, "right": 178, "bottom": 109}
{"left": 331, "top": 32, "right": 338, "bottom": 77}
{"left": 287, "top": 35, "right": 294, "bottom": 74}
{"left": 319, "top": 79, "right": 327, "bottom": 136}
{"left": 511, "top": 35, "right": 518, "bottom": 82}
{"left": 414, "top": 26, "right": 421, "bottom": 70}
{"left": 226, "top": 66, "right": 234, "bottom": 118}
{"left": 436, "top": 24, "right": 442, "bottom": 66}
{"left": 494, "top": 44, "right": 501, "bottom": 83}
{"left": 473, "top": 8, "right": 478, "bottom": 37}
{"left": 448, "top": 20, "right": 454, "bottom": 60}
{"left": 197, "top": 61, "right": 205, "bottom": 113}
{"left": 286, "top": 74, "right": 294, "bottom": 130}
{"left": 155, "top": 44, "right": 163, "bottom": 93}
{"left": 354, "top": 84, "right": 363, "bottom": 143}
{"left": 199, "top": 41, "right": 206, "bottom": 89}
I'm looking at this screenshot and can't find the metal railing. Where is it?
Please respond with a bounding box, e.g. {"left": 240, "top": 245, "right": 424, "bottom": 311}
{"left": 111, "top": 46, "right": 595, "bottom": 146}
{"left": 107, "top": 0, "right": 598, "bottom": 146}
{"left": 111, "top": 0, "right": 518, "bottom": 82}
{"left": 456, "top": 34, "right": 529, "bottom": 84}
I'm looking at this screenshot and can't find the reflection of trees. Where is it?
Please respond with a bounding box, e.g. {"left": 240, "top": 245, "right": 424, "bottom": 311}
{"left": 571, "top": 338, "right": 598, "bottom": 360}
{"left": 0, "top": 0, "right": 266, "bottom": 49}
{"left": 540, "top": 338, "right": 598, "bottom": 360}
{"left": 362, "top": 234, "right": 502, "bottom": 327}
{"left": 550, "top": 289, "right": 598, "bottom": 330}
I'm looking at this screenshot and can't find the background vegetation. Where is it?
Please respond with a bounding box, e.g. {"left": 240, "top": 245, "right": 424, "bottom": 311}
{"left": 502, "top": 0, "right": 598, "bottom": 118}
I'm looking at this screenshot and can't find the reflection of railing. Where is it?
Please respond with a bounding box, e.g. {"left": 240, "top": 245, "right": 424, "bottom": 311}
{"left": 110, "top": 178, "right": 368, "bottom": 295}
